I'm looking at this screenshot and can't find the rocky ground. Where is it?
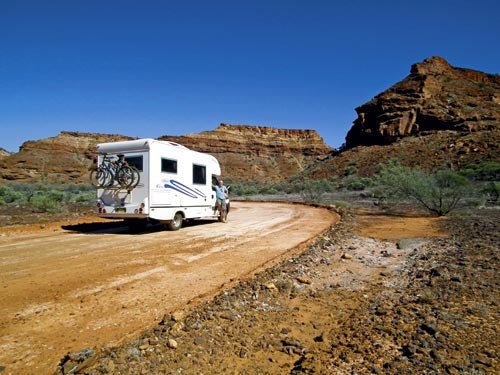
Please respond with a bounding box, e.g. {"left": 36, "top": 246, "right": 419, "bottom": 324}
{"left": 54, "top": 206, "right": 499, "bottom": 374}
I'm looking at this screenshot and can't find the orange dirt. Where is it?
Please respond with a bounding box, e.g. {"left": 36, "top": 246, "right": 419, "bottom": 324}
{"left": 353, "top": 214, "right": 448, "bottom": 240}
{"left": 0, "top": 202, "right": 338, "bottom": 374}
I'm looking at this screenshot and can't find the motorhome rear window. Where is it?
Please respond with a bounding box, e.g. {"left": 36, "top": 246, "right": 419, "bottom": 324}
{"left": 193, "top": 164, "right": 206, "bottom": 184}
{"left": 125, "top": 156, "right": 143, "bottom": 172}
{"left": 161, "top": 158, "right": 177, "bottom": 173}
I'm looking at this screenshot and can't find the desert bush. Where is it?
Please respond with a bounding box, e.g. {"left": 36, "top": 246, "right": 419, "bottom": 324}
{"left": 72, "top": 191, "right": 95, "bottom": 204}
{"left": 0, "top": 184, "right": 27, "bottom": 204}
{"left": 290, "top": 181, "right": 304, "bottom": 194}
{"left": 0, "top": 182, "right": 94, "bottom": 208}
{"left": 273, "top": 181, "right": 294, "bottom": 194}
{"left": 459, "top": 161, "right": 500, "bottom": 181}
{"left": 262, "top": 187, "right": 279, "bottom": 195}
{"left": 481, "top": 181, "right": 499, "bottom": 203}
{"left": 374, "top": 161, "right": 471, "bottom": 216}
{"left": 343, "top": 176, "right": 372, "bottom": 191}
{"left": 300, "top": 179, "right": 331, "bottom": 203}
{"left": 343, "top": 165, "right": 358, "bottom": 176}
{"left": 31, "top": 191, "right": 65, "bottom": 212}
{"left": 230, "top": 181, "right": 259, "bottom": 196}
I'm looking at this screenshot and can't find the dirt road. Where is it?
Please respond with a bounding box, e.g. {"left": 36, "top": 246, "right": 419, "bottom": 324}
{"left": 0, "top": 202, "right": 338, "bottom": 374}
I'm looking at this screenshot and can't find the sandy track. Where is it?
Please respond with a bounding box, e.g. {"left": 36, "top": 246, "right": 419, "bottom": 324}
{"left": 0, "top": 202, "right": 338, "bottom": 374}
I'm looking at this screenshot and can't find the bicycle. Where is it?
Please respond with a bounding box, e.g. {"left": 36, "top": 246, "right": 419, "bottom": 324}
{"left": 89, "top": 154, "right": 140, "bottom": 190}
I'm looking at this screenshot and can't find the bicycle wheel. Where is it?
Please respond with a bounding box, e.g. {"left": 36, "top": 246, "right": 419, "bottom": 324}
{"left": 127, "top": 166, "right": 140, "bottom": 189}
{"left": 89, "top": 167, "right": 109, "bottom": 188}
{"left": 116, "top": 165, "right": 140, "bottom": 189}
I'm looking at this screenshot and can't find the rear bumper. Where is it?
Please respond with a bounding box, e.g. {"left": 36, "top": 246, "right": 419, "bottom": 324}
{"left": 98, "top": 213, "right": 148, "bottom": 219}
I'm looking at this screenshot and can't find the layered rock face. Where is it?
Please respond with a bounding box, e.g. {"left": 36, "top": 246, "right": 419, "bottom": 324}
{"left": 0, "top": 148, "right": 11, "bottom": 160}
{"left": 160, "top": 124, "right": 332, "bottom": 182}
{"left": 0, "top": 132, "right": 134, "bottom": 182}
{"left": 0, "top": 125, "right": 332, "bottom": 183}
{"left": 345, "top": 56, "right": 500, "bottom": 148}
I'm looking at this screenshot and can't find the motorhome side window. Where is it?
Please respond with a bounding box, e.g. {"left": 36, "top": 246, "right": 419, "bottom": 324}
{"left": 193, "top": 164, "right": 206, "bottom": 185}
{"left": 161, "top": 158, "right": 177, "bottom": 173}
{"left": 125, "top": 156, "right": 143, "bottom": 172}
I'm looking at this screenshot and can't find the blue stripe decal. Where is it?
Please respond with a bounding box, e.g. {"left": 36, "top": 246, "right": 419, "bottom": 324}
{"left": 163, "top": 179, "right": 206, "bottom": 199}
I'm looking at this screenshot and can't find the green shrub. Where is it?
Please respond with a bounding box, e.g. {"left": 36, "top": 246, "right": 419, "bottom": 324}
{"left": 0, "top": 182, "right": 95, "bottom": 209}
{"left": 263, "top": 187, "right": 279, "bottom": 195}
{"left": 375, "top": 161, "right": 472, "bottom": 216}
{"left": 300, "top": 180, "right": 331, "bottom": 203}
{"left": 482, "top": 181, "right": 499, "bottom": 203}
{"left": 343, "top": 165, "right": 358, "bottom": 176}
{"left": 32, "top": 193, "right": 59, "bottom": 212}
{"left": 344, "top": 176, "right": 372, "bottom": 191}
{"left": 0, "top": 184, "right": 27, "bottom": 204}
{"left": 243, "top": 186, "right": 259, "bottom": 195}
{"left": 291, "top": 182, "right": 304, "bottom": 194}
{"left": 459, "top": 161, "right": 500, "bottom": 181}
{"left": 73, "top": 191, "right": 95, "bottom": 204}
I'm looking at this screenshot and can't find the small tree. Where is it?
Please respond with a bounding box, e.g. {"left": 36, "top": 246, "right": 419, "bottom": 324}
{"left": 300, "top": 179, "right": 329, "bottom": 203}
{"left": 375, "top": 162, "right": 471, "bottom": 216}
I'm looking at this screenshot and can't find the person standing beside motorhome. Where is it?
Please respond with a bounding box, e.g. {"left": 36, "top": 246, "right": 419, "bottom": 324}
{"left": 214, "top": 179, "right": 229, "bottom": 222}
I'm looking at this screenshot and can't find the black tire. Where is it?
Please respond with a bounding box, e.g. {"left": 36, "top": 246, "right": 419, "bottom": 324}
{"left": 166, "top": 212, "right": 183, "bottom": 231}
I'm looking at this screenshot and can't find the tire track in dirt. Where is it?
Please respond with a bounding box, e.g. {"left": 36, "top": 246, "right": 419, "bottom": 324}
{"left": 0, "top": 202, "right": 338, "bottom": 374}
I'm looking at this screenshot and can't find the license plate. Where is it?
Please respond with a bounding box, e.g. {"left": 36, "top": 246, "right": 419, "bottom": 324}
{"left": 115, "top": 207, "right": 126, "bottom": 213}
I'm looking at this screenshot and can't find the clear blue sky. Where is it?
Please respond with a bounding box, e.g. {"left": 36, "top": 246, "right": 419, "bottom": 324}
{"left": 1, "top": 0, "right": 499, "bottom": 152}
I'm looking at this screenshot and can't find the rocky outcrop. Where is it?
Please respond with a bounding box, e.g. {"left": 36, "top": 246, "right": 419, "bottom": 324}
{"left": 345, "top": 56, "right": 500, "bottom": 148}
{"left": 0, "top": 125, "right": 332, "bottom": 183}
{"left": 0, "top": 132, "right": 134, "bottom": 182}
{"left": 308, "top": 129, "right": 500, "bottom": 178}
{"left": 0, "top": 148, "right": 11, "bottom": 160}
{"left": 160, "top": 124, "right": 332, "bottom": 182}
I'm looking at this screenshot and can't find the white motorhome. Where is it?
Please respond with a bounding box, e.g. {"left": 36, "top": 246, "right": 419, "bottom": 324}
{"left": 95, "top": 138, "right": 227, "bottom": 230}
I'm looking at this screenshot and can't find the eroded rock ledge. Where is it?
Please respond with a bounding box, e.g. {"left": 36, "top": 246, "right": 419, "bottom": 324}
{"left": 345, "top": 56, "right": 500, "bottom": 148}
{"left": 0, "top": 125, "right": 332, "bottom": 183}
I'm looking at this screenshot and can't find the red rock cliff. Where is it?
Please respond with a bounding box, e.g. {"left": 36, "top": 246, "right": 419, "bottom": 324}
{"left": 345, "top": 56, "right": 500, "bottom": 148}
{"left": 160, "top": 124, "right": 332, "bottom": 182}
{"left": 0, "top": 125, "right": 332, "bottom": 183}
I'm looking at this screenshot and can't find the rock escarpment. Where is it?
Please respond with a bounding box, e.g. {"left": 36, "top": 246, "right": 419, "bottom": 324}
{"left": 0, "top": 132, "right": 134, "bottom": 182}
{"left": 0, "top": 148, "right": 11, "bottom": 160}
{"left": 0, "top": 125, "right": 332, "bottom": 183}
{"left": 160, "top": 124, "right": 332, "bottom": 181}
{"left": 345, "top": 56, "right": 500, "bottom": 148}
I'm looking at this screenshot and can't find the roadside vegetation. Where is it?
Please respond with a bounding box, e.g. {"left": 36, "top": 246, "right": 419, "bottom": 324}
{"left": 228, "top": 160, "right": 500, "bottom": 216}
{"left": 0, "top": 161, "right": 497, "bottom": 217}
{"left": 0, "top": 183, "right": 94, "bottom": 212}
